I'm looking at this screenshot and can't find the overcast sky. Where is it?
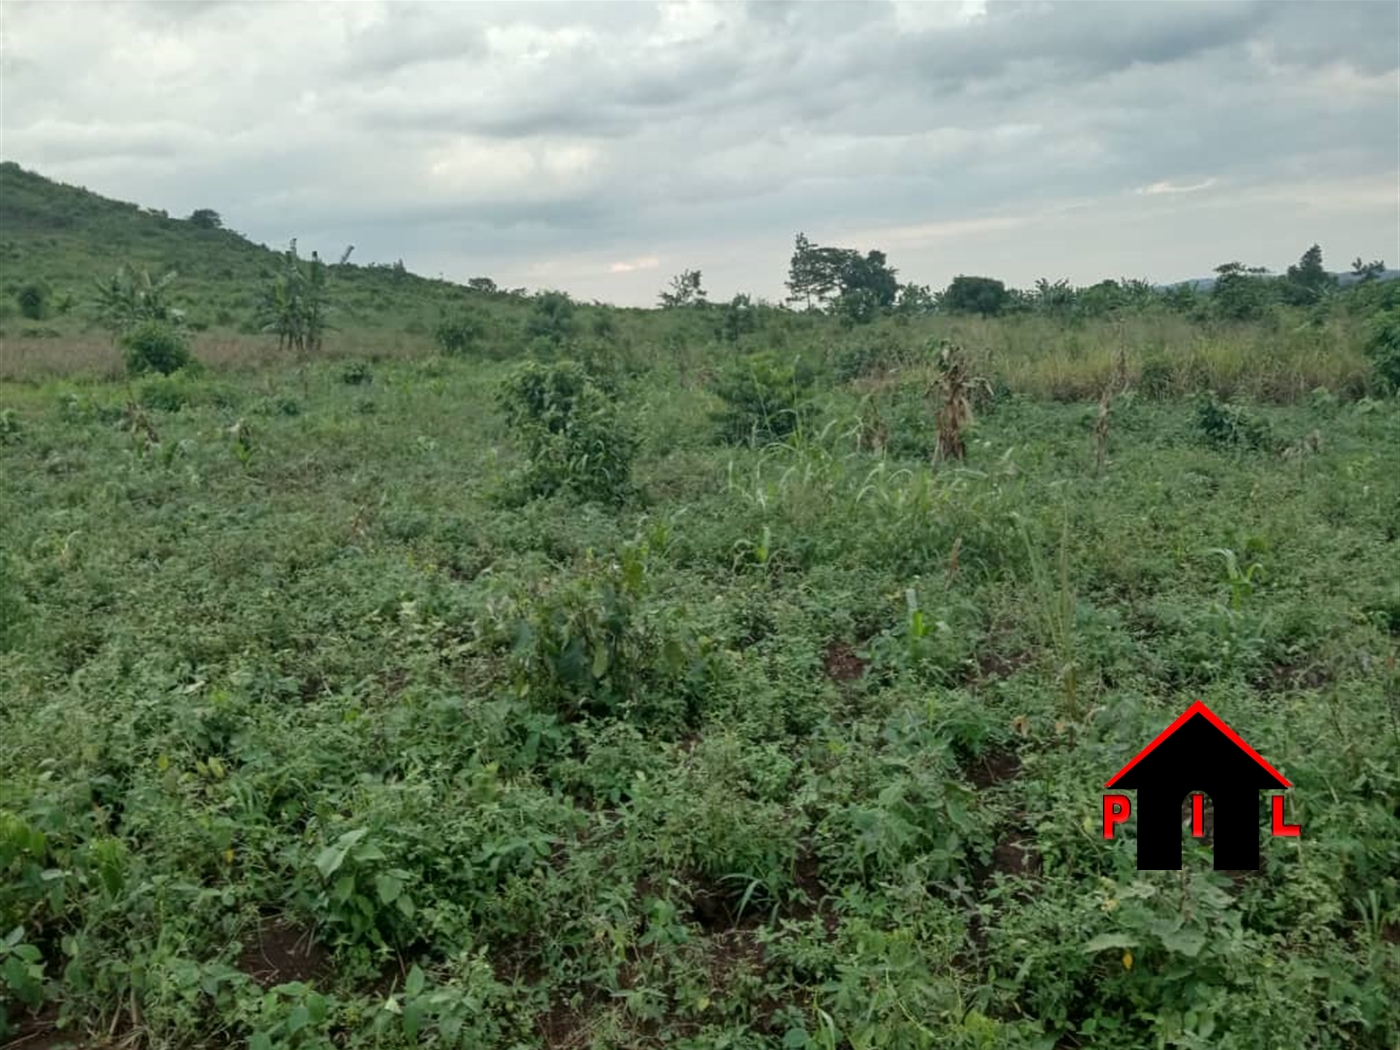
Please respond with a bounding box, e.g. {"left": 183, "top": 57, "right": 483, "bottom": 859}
{"left": 2, "top": 1, "right": 1397, "bottom": 305}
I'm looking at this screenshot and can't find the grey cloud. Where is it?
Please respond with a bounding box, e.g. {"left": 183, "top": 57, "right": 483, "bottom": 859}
{"left": 0, "top": 0, "right": 1395, "bottom": 305}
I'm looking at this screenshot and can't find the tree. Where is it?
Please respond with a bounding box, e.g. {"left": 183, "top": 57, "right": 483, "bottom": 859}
{"left": 1351, "top": 257, "right": 1386, "bottom": 283}
{"left": 716, "top": 293, "right": 758, "bottom": 343}
{"left": 1212, "top": 261, "right": 1274, "bottom": 321}
{"left": 94, "top": 266, "right": 185, "bottom": 335}
{"left": 837, "top": 249, "right": 898, "bottom": 307}
{"left": 659, "top": 269, "right": 706, "bottom": 308}
{"left": 468, "top": 277, "right": 498, "bottom": 294}
{"left": 1032, "top": 277, "right": 1076, "bottom": 317}
{"left": 941, "top": 275, "right": 1009, "bottom": 317}
{"left": 834, "top": 288, "right": 880, "bottom": 327}
{"left": 786, "top": 233, "right": 899, "bottom": 313}
{"left": 786, "top": 233, "right": 834, "bottom": 309}
{"left": 257, "top": 239, "right": 336, "bottom": 355}
{"left": 1282, "top": 244, "right": 1336, "bottom": 305}
{"left": 188, "top": 208, "right": 223, "bottom": 230}
{"left": 895, "top": 282, "right": 936, "bottom": 315}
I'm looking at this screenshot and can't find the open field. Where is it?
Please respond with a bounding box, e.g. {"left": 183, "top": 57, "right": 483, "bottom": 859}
{"left": 3, "top": 336, "right": 1399, "bottom": 1048}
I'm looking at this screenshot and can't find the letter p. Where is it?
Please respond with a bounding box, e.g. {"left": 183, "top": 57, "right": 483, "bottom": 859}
{"left": 1103, "top": 794, "right": 1131, "bottom": 839}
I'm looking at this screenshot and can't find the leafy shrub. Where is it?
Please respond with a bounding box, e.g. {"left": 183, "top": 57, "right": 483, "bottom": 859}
{"left": 524, "top": 290, "right": 575, "bottom": 347}
{"left": 480, "top": 548, "right": 706, "bottom": 730}
{"left": 137, "top": 372, "right": 196, "bottom": 412}
{"left": 1194, "top": 393, "right": 1272, "bottom": 450}
{"left": 434, "top": 310, "right": 485, "bottom": 355}
{"left": 711, "top": 352, "right": 816, "bottom": 445}
{"left": 0, "top": 409, "right": 20, "bottom": 445}
{"left": 339, "top": 361, "right": 372, "bottom": 385}
{"left": 715, "top": 293, "right": 758, "bottom": 344}
{"left": 1138, "top": 358, "right": 1174, "bottom": 400}
{"left": 834, "top": 287, "right": 880, "bottom": 328}
{"left": 15, "top": 282, "right": 48, "bottom": 320}
{"left": 1363, "top": 307, "right": 1400, "bottom": 393}
{"left": 833, "top": 333, "right": 911, "bottom": 382}
{"left": 498, "top": 360, "right": 637, "bottom": 504}
{"left": 122, "top": 321, "right": 194, "bottom": 376}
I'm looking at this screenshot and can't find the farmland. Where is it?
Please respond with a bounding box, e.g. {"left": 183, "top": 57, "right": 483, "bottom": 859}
{"left": 2, "top": 169, "right": 1400, "bottom": 1049}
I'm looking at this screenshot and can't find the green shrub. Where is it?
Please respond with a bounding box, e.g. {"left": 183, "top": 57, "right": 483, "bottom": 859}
{"left": 480, "top": 547, "right": 707, "bottom": 730}
{"left": 339, "top": 360, "right": 372, "bottom": 385}
{"left": 1363, "top": 307, "right": 1400, "bottom": 393}
{"left": 524, "top": 290, "right": 576, "bottom": 347}
{"left": 434, "top": 310, "right": 485, "bottom": 356}
{"left": 1194, "top": 393, "right": 1272, "bottom": 450}
{"left": 834, "top": 333, "right": 913, "bottom": 382}
{"left": 0, "top": 409, "right": 21, "bottom": 445}
{"left": 711, "top": 352, "right": 816, "bottom": 445}
{"left": 498, "top": 360, "right": 637, "bottom": 505}
{"left": 1138, "top": 358, "right": 1174, "bottom": 400}
{"left": 15, "top": 282, "right": 48, "bottom": 320}
{"left": 137, "top": 372, "right": 196, "bottom": 412}
{"left": 121, "top": 321, "right": 193, "bottom": 377}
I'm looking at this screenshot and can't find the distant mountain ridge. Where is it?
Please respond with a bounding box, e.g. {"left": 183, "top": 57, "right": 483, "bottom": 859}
{"left": 1163, "top": 270, "right": 1400, "bottom": 293}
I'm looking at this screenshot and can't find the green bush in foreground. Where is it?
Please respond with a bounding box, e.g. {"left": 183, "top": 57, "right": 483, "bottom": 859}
{"left": 122, "top": 321, "right": 194, "bottom": 377}
{"left": 711, "top": 352, "right": 816, "bottom": 445}
{"left": 498, "top": 359, "right": 637, "bottom": 504}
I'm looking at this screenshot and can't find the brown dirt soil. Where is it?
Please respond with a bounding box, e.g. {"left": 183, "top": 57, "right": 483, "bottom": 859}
{"left": 237, "top": 918, "right": 330, "bottom": 989}
{"left": 822, "top": 640, "right": 868, "bottom": 683}
{"left": 990, "top": 829, "right": 1043, "bottom": 879}
{"left": 965, "top": 747, "right": 1022, "bottom": 790}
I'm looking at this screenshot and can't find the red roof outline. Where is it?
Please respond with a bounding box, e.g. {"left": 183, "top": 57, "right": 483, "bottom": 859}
{"left": 1105, "top": 700, "right": 1291, "bottom": 789}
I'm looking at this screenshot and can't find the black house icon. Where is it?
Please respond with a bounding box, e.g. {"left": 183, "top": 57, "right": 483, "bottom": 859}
{"left": 1106, "top": 701, "right": 1291, "bottom": 870}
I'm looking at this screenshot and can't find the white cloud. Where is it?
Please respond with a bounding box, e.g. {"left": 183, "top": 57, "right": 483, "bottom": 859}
{"left": 608, "top": 256, "right": 661, "bottom": 274}
{"left": 1137, "top": 178, "right": 1220, "bottom": 196}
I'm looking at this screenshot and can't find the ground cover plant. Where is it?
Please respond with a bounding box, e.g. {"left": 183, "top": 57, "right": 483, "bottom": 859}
{"left": 1, "top": 167, "right": 1399, "bottom": 1049}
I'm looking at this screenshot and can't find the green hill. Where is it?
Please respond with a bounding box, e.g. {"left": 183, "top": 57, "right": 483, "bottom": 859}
{"left": 0, "top": 161, "right": 549, "bottom": 344}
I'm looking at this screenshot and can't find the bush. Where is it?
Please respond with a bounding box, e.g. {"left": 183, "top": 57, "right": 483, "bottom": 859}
{"left": 122, "top": 321, "right": 193, "bottom": 377}
{"left": 0, "top": 409, "right": 21, "bottom": 445}
{"left": 340, "top": 361, "right": 372, "bottom": 385}
{"left": 525, "top": 291, "right": 576, "bottom": 347}
{"left": 15, "top": 282, "right": 48, "bottom": 320}
{"left": 434, "top": 310, "right": 485, "bottom": 356}
{"left": 1139, "top": 358, "right": 1174, "bottom": 400}
{"left": 833, "top": 334, "right": 912, "bottom": 382}
{"left": 1194, "top": 393, "right": 1272, "bottom": 450}
{"left": 1363, "top": 307, "right": 1400, "bottom": 393}
{"left": 137, "top": 372, "right": 195, "bottom": 412}
{"left": 498, "top": 360, "right": 637, "bottom": 505}
{"left": 711, "top": 353, "right": 816, "bottom": 445}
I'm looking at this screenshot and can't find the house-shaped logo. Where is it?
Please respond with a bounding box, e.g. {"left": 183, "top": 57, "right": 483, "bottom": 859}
{"left": 1103, "top": 701, "right": 1299, "bottom": 870}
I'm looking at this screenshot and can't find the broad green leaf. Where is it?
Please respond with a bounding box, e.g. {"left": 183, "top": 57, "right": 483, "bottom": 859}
{"left": 314, "top": 844, "right": 349, "bottom": 880}
{"left": 1082, "top": 932, "right": 1138, "bottom": 954}
{"left": 374, "top": 873, "right": 403, "bottom": 904}
{"left": 286, "top": 1004, "right": 309, "bottom": 1035}
{"left": 405, "top": 964, "right": 425, "bottom": 997}
{"left": 1158, "top": 927, "right": 1206, "bottom": 957}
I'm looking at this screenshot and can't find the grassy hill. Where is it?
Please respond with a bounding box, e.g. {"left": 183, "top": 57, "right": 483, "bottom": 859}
{"left": 0, "top": 161, "right": 553, "bottom": 345}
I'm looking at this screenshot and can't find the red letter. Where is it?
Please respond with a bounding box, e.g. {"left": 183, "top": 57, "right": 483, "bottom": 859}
{"left": 1191, "top": 793, "right": 1205, "bottom": 837}
{"left": 1271, "top": 795, "right": 1300, "bottom": 837}
{"left": 1103, "top": 794, "right": 1131, "bottom": 839}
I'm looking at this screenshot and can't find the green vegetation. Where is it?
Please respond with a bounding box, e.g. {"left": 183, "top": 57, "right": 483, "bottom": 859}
{"left": 1, "top": 163, "right": 1398, "bottom": 1049}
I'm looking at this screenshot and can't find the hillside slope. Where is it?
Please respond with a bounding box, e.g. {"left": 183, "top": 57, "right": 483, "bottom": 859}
{"left": 0, "top": 161, "right": 530, "bottom": 340}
